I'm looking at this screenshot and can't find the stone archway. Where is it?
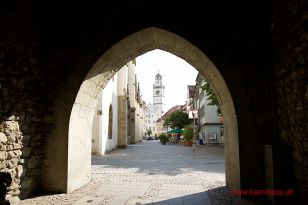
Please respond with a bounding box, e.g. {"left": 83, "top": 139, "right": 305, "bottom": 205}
{"left": 43, "top": 27, "right": 240, "bottom": 193}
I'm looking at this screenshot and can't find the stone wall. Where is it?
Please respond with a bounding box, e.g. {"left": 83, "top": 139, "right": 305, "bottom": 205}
{"left": 272, "top": 0, "right": 308, "bottom": 202}
{"left": 0, "top": 1, "right": 54, "bottom": 200}
{"left": 0, "top": 119, "right": 22, "bottom": 202}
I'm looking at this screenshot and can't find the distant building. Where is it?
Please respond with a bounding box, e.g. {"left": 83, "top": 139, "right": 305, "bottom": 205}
{"left": 144, "top": 71, "right": 165, "bottom": 136}
{"left": 144, "top": 103, "right": 158, "bottom": 136}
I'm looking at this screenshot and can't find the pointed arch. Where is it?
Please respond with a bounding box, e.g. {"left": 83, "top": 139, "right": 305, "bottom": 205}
{"left": 44, "top": 27, "right": 240, "bottom": 193}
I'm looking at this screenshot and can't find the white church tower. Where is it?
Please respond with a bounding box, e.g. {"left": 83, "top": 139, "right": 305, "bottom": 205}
{"left": 153, "top": 71, "right": 165, "bottom": 118}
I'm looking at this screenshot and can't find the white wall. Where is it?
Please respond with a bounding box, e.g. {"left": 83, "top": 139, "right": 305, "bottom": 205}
{"left": 91, "top": 93, "right": 102, "bottom": 154}
{"left": 127, "top": 61, "right": 135, "bottom": 108}
{"left": 204, "top": 97, "right": 220, "bottom": 123}
{"left": 91, "top": 74, "right": 119, "bottom": 155}
{"left": 199, "top": 84, "right": 220, "bottom": 124}
{"left": 135, "top": 102, "right": 144, "bottom": 141}
{"left": 117, "top": 65, "right": 128, "bottom": 95}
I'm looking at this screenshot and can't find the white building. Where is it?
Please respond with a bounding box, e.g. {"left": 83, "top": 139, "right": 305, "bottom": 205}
{"left": 91, "top": 60, "right": 145, "bottom": 155}
{"left": 91, "top": 72, "right": 119, "bottom": 155}
{"left": 195, "top": 74, "right": 224, "bottom": 144}
{"left": 144, "top": 103, "right": 158, "bottom": 136}
{"left": 144, "top": 72, "right": 165, "bottom": 136}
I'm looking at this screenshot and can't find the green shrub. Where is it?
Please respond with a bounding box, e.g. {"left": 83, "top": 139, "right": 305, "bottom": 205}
{"left": 183, "top": 126, "right": 193, "bottom": 141}
{"left": 159, "top": 133, "right": 169, "bottom": 143}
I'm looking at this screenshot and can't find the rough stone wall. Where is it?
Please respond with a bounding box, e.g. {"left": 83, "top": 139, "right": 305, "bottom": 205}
{"left": 272, "top": 0, "right": 308, "bottom": 202}
{"left": 0, "top": 119, "right": 23, "bottom": 202}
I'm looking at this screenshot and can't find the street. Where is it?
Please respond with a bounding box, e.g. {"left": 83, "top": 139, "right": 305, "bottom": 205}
{"left": 17, "top": 141, "right": 257, "bottom": 205}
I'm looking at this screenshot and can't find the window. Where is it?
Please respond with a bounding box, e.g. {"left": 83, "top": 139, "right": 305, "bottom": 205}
{"left": 108, "top": 105, "right": 113, "bottom": 139}
{"left": 208, "top": 133, "right": 217, "bottom": 139}
{"left": 220, "top": 127, "right": 224, "bottom": 141}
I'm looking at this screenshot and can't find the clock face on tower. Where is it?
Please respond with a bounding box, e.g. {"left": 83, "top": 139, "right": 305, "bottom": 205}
{"left": 156, "top": 90, "right": 160, "bottom": 95}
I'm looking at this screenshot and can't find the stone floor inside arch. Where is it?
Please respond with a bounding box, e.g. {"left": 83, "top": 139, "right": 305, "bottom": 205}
{"left": 16, "top": 141, "right": 266, "bottom": 205}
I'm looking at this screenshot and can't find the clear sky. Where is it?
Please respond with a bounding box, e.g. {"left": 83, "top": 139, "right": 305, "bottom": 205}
{"left": 135, "top": 49, "right": 198, "bottom": 113}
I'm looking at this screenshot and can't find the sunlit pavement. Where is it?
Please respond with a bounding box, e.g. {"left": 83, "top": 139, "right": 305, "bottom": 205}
{"left": 16, "top": 141, "right": 255, "bottom": 205}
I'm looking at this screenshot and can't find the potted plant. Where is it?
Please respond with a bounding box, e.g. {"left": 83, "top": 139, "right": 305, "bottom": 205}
{"left": 183, "top": 126, "right": 193, "bottom": 146}
{"left": 159, "top": 133, "right": 169, "bottom": 145}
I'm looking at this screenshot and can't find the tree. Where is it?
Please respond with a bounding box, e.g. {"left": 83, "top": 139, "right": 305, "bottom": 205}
{"left": 146, "top": 129, "right": 152, "bottom": 136}
{"left": 202, "top": 82, "right": 222, "bottom": 115}
{"left": 163, "top": 110, "right": 192, "bottom": 130}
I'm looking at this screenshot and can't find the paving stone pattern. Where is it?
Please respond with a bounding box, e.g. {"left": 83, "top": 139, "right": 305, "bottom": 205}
{"left": 15, "top": 141, "right": 264, "bottom": 205}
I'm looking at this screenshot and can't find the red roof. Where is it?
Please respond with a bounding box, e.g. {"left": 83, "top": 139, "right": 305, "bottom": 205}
{"left": 156, "top": 105, "right": 184, "bottom": 122}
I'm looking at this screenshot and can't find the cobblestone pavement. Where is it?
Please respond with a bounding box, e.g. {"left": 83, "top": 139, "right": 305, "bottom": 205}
{"left": 15, "top": 141, "right": 266, "bottom": 205}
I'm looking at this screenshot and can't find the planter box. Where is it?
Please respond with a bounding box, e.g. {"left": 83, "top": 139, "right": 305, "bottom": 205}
{"left": 184, "top": 140, "right": 193, "bottom": 146}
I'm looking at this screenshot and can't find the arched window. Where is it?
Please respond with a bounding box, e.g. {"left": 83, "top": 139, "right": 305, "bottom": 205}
{"left": 108, "top": 105, "right": 113, "bottom": 139}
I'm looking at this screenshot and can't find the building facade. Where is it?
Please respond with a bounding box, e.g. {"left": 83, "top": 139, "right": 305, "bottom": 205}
{"left": 195, "top": 74, "right": 224, "bottom": 144}
{"left": 91, "top": 60, "right": 144, "bottom": 155}
{"left": 144, "top": 103, "right": 158, "bottom": 136}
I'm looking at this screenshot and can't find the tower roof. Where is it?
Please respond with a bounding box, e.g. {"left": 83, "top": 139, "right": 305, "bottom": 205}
{"left": 156, "top": 73, "right": 162, "bottom": 77}
{"left": 155, "top": 70, "right": 162, "bottom": 79}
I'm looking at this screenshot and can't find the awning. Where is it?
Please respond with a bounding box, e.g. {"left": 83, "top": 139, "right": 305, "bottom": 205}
{"left": 167, "top": 129, "right": 183, "bottom": 133}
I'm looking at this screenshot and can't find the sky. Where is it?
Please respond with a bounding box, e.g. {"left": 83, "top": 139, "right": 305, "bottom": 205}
{"left": 135, "top": 49, "right": 198, "bottom": 113}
